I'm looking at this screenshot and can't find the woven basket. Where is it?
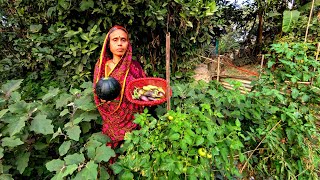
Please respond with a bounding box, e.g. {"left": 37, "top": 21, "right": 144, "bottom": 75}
{"left": 125, "top": 77, "right": 172, "bottom": 106}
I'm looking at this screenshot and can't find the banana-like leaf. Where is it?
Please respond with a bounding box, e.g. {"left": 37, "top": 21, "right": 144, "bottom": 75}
{"left": 282, "top": 10, "right": 300, "bottom": 33}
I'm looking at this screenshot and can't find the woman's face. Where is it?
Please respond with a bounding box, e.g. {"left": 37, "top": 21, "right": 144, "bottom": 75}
{"left": 109, "top": 29, "right": 129, "bottom": 59}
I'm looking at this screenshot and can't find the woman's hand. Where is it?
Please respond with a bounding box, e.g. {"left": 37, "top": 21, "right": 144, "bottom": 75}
{"left": 100, "top": 99, "right": 111, "bottom": 104}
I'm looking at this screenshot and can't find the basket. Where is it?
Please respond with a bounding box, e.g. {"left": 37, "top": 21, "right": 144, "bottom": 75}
{"left": 125, "top": 77, "right": 172, "bottom": 106}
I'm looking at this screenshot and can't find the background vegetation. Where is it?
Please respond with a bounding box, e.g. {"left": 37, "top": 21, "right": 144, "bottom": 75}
{"left": 0, "top": 0, "right": 319, "bottom": 179}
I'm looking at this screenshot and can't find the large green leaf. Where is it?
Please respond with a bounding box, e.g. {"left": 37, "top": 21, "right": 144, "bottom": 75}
{"left": 7, "top": 115, "right": 27, "bottom": 137}
{"left": 86, "top": 139, "right": 102, "bottom": 159}
{"left": 0, "top": 109, "right": 9, "bottom": 119}
{"left": 42, "top": 88, "right": 60, "bottom": 102}
{"left": 77, "top": 160, "right": 98, "bottom": 180}
{"left": 62, "top": 164, "right": 78, "bottom": 177}
{"left": 59, "top": 141, "right": 71, "bottom": 156}
{"left": 0, "top": 174, "right": 14, "bottom": 180}
{"left": 94, "top": 145, "right": 115, "bottom": 163}
{"left": 74, "top": 95, "right": 96, "bottom": 111}
{"left": 55, "top": 93, "right": 73, "bottom": 109}
{"left": 282, "top": 10, "right": 300, "bottom": 33}
{"left": 66, "top": 125, "right": 81, "bottom": 141}
{"left": 1, "top": 137, "right": 24, "bottom": 147}
{"left": 30, "top": 114, "right": 54, "bottom": 135}
{"left": 64, "top": 153, "right": 85, "bottom": 165}
{"left": 80, "top": 0, "right": 94, "bottom": 11}
{"left": 1, "top": 79, "right": 23, "bottom": 98}
{"left": 8, "top": 101, "right": 29, "bottom": 113}
{"left": 46, "top": 159, "right": 65, "bottom": 172}
{"left": 16, "top": 152, "right": 30, "bottom": 174}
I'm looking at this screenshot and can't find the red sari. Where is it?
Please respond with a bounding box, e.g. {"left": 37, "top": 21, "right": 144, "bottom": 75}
{"left": 93, "top": 26, "right": 146, "bottom": 149}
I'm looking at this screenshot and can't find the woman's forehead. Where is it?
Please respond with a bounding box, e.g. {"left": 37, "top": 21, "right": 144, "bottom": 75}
{"left": 109, "top": 29, "right": 128, "bottom": 38}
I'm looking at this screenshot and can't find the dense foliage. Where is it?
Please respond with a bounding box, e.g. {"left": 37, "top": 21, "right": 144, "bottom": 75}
{"left": 0, "top": 0, "right": 320, "bottom": 179}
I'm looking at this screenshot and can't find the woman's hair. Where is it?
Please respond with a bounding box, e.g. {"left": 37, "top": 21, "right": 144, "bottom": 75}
{"left": 106, "top": 25, "right": 129, "bottom": 59}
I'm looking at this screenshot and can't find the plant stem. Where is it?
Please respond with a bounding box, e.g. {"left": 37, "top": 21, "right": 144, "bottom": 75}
{"left": 240, "top": 120, "right": 282, "bottom": 173}
{"left": 304, "top": 0, "right": 315, "bottom": 43}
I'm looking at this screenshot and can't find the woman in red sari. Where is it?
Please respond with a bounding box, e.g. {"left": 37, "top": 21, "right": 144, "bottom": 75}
{"left": 93, "top": 25, "right": 146, "bottom": 150}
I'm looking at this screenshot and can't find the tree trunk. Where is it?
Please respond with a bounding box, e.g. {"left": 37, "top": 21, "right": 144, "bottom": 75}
{"left": 255, "top": 8, "right": 263, "bottom": 57}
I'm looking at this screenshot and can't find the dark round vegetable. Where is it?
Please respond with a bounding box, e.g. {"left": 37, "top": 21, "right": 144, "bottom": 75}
{"left": 96, "top": 77, "right": 121, "bottom": 101}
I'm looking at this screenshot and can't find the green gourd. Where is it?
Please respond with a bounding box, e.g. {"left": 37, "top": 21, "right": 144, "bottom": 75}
{"left": 96, "top": 77, "right": 121, "bottom": 101}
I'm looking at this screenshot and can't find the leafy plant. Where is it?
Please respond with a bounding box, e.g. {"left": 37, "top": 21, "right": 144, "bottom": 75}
{"left": 0, "top": 79, "right": 116, "bottom": 179}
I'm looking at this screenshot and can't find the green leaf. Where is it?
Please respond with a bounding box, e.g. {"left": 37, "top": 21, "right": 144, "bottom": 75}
{"left": 169, "top": 133, "right": 180, "bottom": 141}
{"left": 94, "top": 145, "right": 116, "bottom": 163}
{"left": 0, "top": 147, "right": 4, "bottom": 159}
{"left": 79, "top": 160, "right": 98, "bottom": 180}
{"left": 56, "top": 93, "right": 73, "bottom": 109}
{"left": 42, "top": 88, "right": 59, "bottom": 102}
{"left": 46, "top": 159, "right": 65, "bottom": 172}
{"left": 7, "top": 115, "right": 27, "bottom": 137}
{"left": 0, "top": 109, "right": 9, "bottom": 119}
{"left": 34, "top": 142, "right": 48, "bottom": 150}
{"left": 80, "top": 33, "right": 90, "bottom": 42}
{"left": 2, "top": 79, "right": 23, "bottom": 97}
{"left": 235, "top": 119, "right": 241, "bottom": 127}
{"left": 80, "top": 112, "right": 99, "bottom": 122}
{"left": 62, "top": 164, "right": 78, "bottom": 177}
{"left": 8, "top": 101, "right": 29, "bottom": 113}
{"left": 51, "top": 127, "right": 62, "bottom": 141}
{"left": 58, "top": 0, "right": 69, "bottom": 9}
{"left": 99, "top": 166, "right": 110, "bottom": 179}
{"left": 291, "top": 88, "right": 299, "bottom": 99}
{"left": 195, "top": 136, "right": 204, "bottom": 146}
{"left": 0, "top": 174, "right": 14, "bottom": 180}
{"left": 89, "top": 132, "right": 110, "bottom": 144}
{"left": 64, "top": 153, "right": 85, "bottom": 165}
{"left": 60, "top": 109, "right": 69, "bottom": 116}
{"left": 86, "top": 139, "right": 102, "bottom": 159}
{"left": 1, "top": 137, "right": 23, "bottom": 147}
{"left": 66, "top": 125, "right": 81, "bottom": 141}
{"left": 282, "top": 10, "right": 300, "bottom": 33}
{"left": 10, "top": 92, "right": 21, "bottom": 102}
{"left": 80, "top": 0, "right": 94, "bottom": 11}
{"left": 74, "top": 95, "right": 96, "bottom": 111}
{"left": 30, "top": 114, "right": 54, "bottom": 135}
{"left": 16, "top": 152, "right": 30, "bottom": 174}
{"left": 120, "top": 170, "right": 134, "bottom": 180}
{"left": 59, "top": 141, "right": 72, "bottom": 156}
{"left": 30, "top": 24, "right": 42, "bottom": 33}
{"left": 186, "top": 21, "right": 193, "bottom": 28}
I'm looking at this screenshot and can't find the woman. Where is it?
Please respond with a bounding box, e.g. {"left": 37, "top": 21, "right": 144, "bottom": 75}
{"left": 93, "top": 25, "right": 146, "bottom": 151}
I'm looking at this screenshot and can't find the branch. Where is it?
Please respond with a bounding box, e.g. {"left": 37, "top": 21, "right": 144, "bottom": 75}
{"left": 240, "top": 120, "right": 282, "bottom": 174}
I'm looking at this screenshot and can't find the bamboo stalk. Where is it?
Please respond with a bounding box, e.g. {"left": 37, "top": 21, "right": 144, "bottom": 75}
{"left": 216, "top": 55, "right": 221, "bottom": 81}
{"left": 221, "top": 82, "right": 252, "bottom": 91}
{"left": 223, "top": 85, "right": 248, "bottom": 94}
{"left": 213, "top": 75, "right": 256, "bottom": 81}
{"left": 259, "top": 54, "right": 265, "bottom": 79}
{"left": 166, "top": 33, "right": 171, "bottom": 111}
{"left": 304, "top": 0, "right": 315, "bottom": 43}
{"left": 220, "top": 81, "right": 253, "bottom": 88}
{"left": 240, "top": 120, "right": 282, "bottom": 174}
{"left": 221, "top": 78, "right": 252, "bottom": 85}
{"left": 284, "top": 81, "right": 312, "bottom": 85}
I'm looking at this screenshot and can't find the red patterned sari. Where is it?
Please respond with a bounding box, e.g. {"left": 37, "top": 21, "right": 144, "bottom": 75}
{"left": 93, "top": 26, "right": 146, "bottom": 149}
